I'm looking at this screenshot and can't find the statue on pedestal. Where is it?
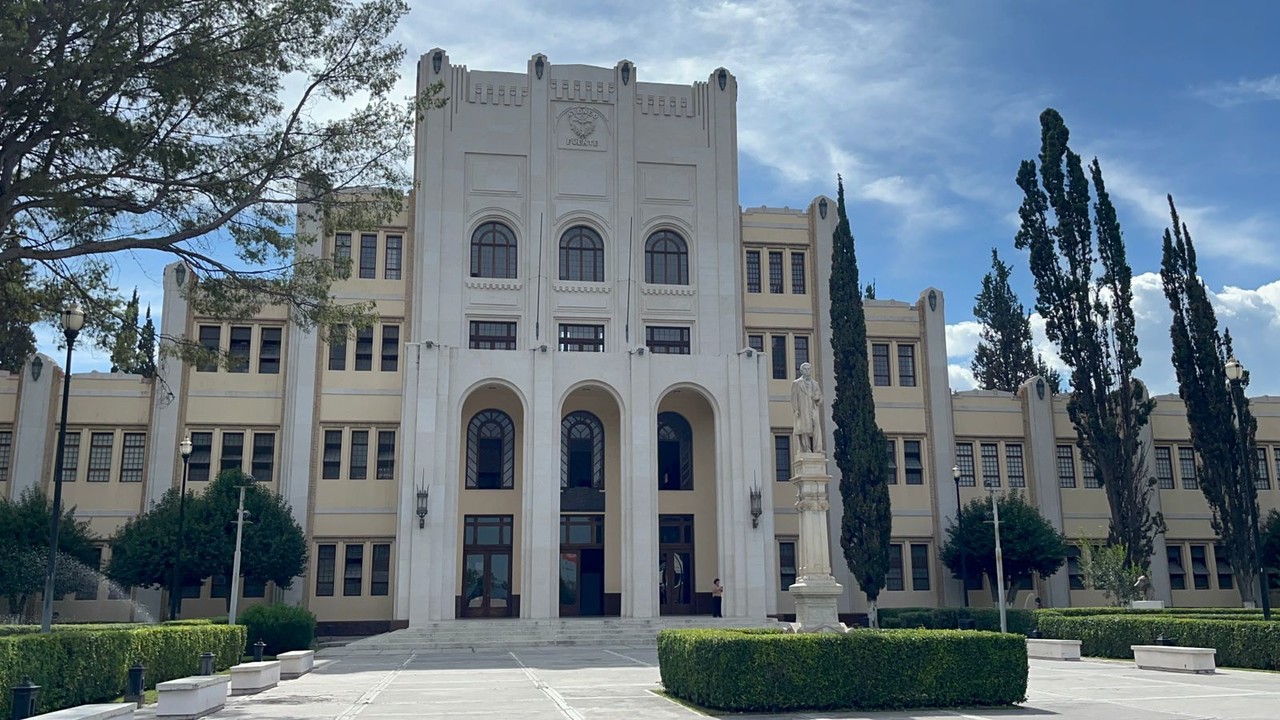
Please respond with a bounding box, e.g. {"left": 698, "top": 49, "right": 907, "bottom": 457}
{"left": 791, "top": 362, "right": 823, "bottom": 455}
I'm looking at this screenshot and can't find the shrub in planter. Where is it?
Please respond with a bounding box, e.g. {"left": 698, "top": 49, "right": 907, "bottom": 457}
{"left": 877, "top": 607, "right": 1036, "bottom": 634}
{"left": 1036, "top": 614, "right": 1280, "bottom": 670}
{"left": 238, "top": 603, "right": 316, "bottom": 656}
{"left": 658, "top": 628, "right": 1026, "bottom": 712}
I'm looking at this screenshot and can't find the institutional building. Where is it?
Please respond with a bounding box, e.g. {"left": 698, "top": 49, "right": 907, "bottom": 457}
{"left": 1, "top": 52, "right": 1276, "bottom": 631}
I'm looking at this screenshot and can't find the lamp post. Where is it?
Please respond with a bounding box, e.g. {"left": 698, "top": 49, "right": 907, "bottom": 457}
{"left": 987, "top": 477, "right": 1008, "bottom": 633}
{"left": 1225, "top": 356, "right": 1272, "bottom": 621}
{"left": 952, "top": 465, "right": 969, "bottom": 607}
{"left": 228, "top": 482, "right": 252, "bottom": 625}
{"left": 40, "top": 302, "right": 85, "bottom": 633}
{"left": 168, "top": 436, "right": 194, "bottom": 621}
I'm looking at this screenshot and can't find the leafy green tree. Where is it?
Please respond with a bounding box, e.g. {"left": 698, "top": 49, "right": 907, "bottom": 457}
{"left": 135, "top": 307, "right": 157, "bottom": 378}
{"left": 1013, "top": 108, "right": 1162, "bottom": 568}
{"left": 110, "top": 290, "right": 141, "bottom": 373}
{"left": 940, "top": 492, "right": 1067, "bottom": 603}
{"left": 0, "top": 0, "right": 445, "bottom": 360}
{"left": 1076, "top": 541, "right": 1144, "bottom": 606}
{"left": 0, "top": 487, "right": 100, "bottom": 617}
{"left": 971, "top": 249, "right": 1062, "bottom": 394}
{"left": 829, "top": 176, "right": 892, "bottom": 628}
{"left": 1160, "top": 196, "right": 1262, "bottom": 604}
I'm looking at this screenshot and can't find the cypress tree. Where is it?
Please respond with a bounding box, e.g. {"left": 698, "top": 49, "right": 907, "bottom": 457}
{"left": 0, "top": 254, "right": 39, "bottom": 372}
{"left": 1014, "top": 109, "right": 1162, "bottom": 569}
{"left": 971, "top": 248, "right": 1061, "bottom": 393}
{"left": 829, "top": 177, "right": 892, "bottom": 627}
{"left": 136, "top": 307, "right": 158, "bottom": 378}
{"left": 1159, "top": 196, "right": 1261, "bottom": 604}
{"left": 111, "top": 290, "right": 141, "bottom": 373}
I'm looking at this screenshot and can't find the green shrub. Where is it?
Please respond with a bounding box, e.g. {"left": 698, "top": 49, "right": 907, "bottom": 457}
{"left": 1036, "top": 615, "right": 1280, "bottom": 670}
{"left": 877, "top": 607, "right": 1036, "bottom": 634}
{"left": 658, "top": 628, "right": 1027, "bottom": 712}
{"left": 1037, "top": 606, "right": 1261, "bottom": 619}
{"left": 0, "top": 623, "right": 246, "bottom": 716}
{"left": 238, "top": 603, "right": 316, "bottom": 656}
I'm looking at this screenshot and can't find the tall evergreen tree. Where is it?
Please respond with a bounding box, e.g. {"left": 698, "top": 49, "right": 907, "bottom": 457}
{"left": 971, "top": 248, "right": 1062, "bottom": 393}
{"left": 136, "top": 307, "right": 158, "bottom": 378}
{"left": 1160, "top": 196, "right": 1262, "bottom": 603}
{"left": 111, "top": 290, "right": 141, "bottom": 373}
{"left": 0, "top": 253, "right": 40, "bottom": 372}
{"left": 829, "top": 177, "right": 892, "bottom": 627}
{"left": 1014, "top": 109, "right": 1162, "bottom": 569}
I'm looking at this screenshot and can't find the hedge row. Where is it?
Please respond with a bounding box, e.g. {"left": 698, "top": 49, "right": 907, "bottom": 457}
{"left": 657, "top": 628, "right": 1027, "bottom": 712}
{"left": 239, "top": 604, "right": 316, "bottom": 656}
{"left": 879, "top": 607, "right": 1036, "bottom": 635}
{"left": 1036, "top": 615, "right": 1280, "bottom": 670}
{"left": 1037, "top": 607, "right": 1263, "bottom": 619}
{"left": 0, "top": 624, "right": 247, "bottom": 716}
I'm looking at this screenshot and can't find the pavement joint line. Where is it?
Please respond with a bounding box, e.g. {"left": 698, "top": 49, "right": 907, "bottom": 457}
{"left": 601, "top": 648, "right": 654, "bottom": 667}
{"left": 944, "top": 711, "right": 996, "bottom": 720}
{"left": 509, "top": 650, "right": 586, "bottom": 720}
{"left": 336, "top": 651, "right": 418, "bottom": 720}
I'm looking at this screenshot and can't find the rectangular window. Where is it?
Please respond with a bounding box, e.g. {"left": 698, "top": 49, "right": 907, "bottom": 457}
{"left": 384, "top": 235, "right": 402, "bottom": 280}
{"left": 779, "top": 540, "right": 796, "bottom": 591}
{"left": 181, "top": 582, "right": 201, "bottom": 599}
{"left": 887, "top": 544, "right": 904, "bottom": 591}
{"left": 328, "top": 325, "right": 347, "bottom": 371}
{"left": 771, "top": 335, "right": 788, "bottom": 379}
{"left": 242, "top": 577, "right": 266, "bottom": 598}
{"left": 791, "top": 252, "right": 806, "bottom": 294}
{"left": 87, "top": 432, "right": 114, "bottom": 482}
{"left": 911, "top": 543, "right": 930, "bottom": 591}
{"left": 377, "top": 430, "right": 396, "bottom": 480}
{"left": 355, "top": 327, "right": 374, "bottom": 370}
{"left": 1256, "top": 447, "right": 1271, "bottom": 490}
{"left": 980, "top": 443, "right": 1000, "bottom": 488}
{"left": 1214, "top": 544, "right": 1233, "bottom": 590}
{"left": 190, "top": 432, "right": 213, "bottom": 481}
{"left": 197, "top": 326, "right": 220, "bottom": 372}
{"left": 344, "top": 544, "right": 364, "bottom": 596}
{"left": 349, "top": 431, "right": 369, "bottom": 480}
{"left": 470, "top": 321, "right": 518, "bottom": 350}
{"left": 381, "top": 325, "right": 400, "bottom": 371}
{"left": 904, "top": 440, "right": 923, "bottom": 485}
{"left": 872, "top": 343, "right": 891, "bottom": 386}
{"left": 1167, "top": 545, "right": 1186, "bottom": 590}
{"left": 259, "top": 327, "right": 282, "bottom": 374}
{"left": 886, "top": 438, "right": 898, "bottom": 484}
{"left": 372, "top": 543, "right": 391, "bottom": 596}
{"left": 897, "top": 345, "right": 917, "bottom": 387}
{"left": 745, "top": 250, "right": 761, "bottom": 293}
{"left": 1005, "top": 443, "right": 1026, "bottom": 488}
{"left": 1178, "top": 447, "right": 1197, "bottom": 489}
{"left": 60, "top": 432, "right": 80, "bottom": 483}
{"left": 334, "top": 233, "right": 351, "bottom": 265}
{"left": 316, "top": 544, "right": 336, "bottom": 596}
{"left": 794, "top": 335, "right": 809, "bottom": 371}
{"left": 559, "top": 324, "right": 604, "bottom": 353}
{"left": 768, "top": 251, "right": 784, "bottom": 293}
{"left": 322, "top": 430, "right": 343, "bottom": 479}
{"left": 251, "top": 432, "right": 275, "bottom": 482}
{"left": 747, "top": 334, "right": 764, "bottom": 353}
{"left": 210, "top": 574, "right": 229, "bottom": 599}
{"left": 228, "top": 326, "right": 252, "bottom": 373}
{"left": 1082, "top": 455, "right": 1101, "bottom": 489}
{"left": 645, "top": 326, "right": 690, "bottom": 355}
{"left": 1066, "top": 547, "right": 1084, "bottom": 590}
{"left": 0, "top": 431, "right": 11, "bottom": 482}
{"left": 955, "top": 443, "right": 976, "bottom": 487}
{"left": 220, "top": 432, "right": 244, "bottom": 475}
{"left": 775, "top": 435, "right": 791, "bottom": 482}
{"left": 359, "top": 233, "right": 377, "bottom": 279}
{"left": 119, "top": 432, "right": 145, "bottom": 483}
{"left": 1155, "top": 446, "right": 1175, "bottom": 489}
{"left": 1189, "top": 545, "right": 1210, "bottom": 590}
{"left": 1057, "top": 445, "right": 1077, "bottom": 488}
{"left": 75, "top": 547, "right": 103, "bottom": 600}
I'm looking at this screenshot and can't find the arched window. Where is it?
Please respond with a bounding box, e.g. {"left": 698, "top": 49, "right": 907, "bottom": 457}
{"left": 644, "top": 230, "right": 689, "bottom": 285}
{"left": 470, "top": 222, "right": 517, "bottom": 279}
{"left": 559, "top": 226, "right": 604, "bottom": 282}
{"left": 657, "top": 411, "right": 693, "bottom": 490}
{"left": 561, "top": 411, "right": 605, "bottom": 489}
{"left": 467, "top": 409, "right": 515, "bottom": 489}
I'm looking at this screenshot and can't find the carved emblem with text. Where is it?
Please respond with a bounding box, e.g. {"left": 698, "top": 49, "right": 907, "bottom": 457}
{"left": 566, "top": 107, "right": 599, "bottom": 147}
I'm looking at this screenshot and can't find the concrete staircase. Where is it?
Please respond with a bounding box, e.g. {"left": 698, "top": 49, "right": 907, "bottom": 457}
{"left": 321, "top": 617, "right": 783, "bottom": 654}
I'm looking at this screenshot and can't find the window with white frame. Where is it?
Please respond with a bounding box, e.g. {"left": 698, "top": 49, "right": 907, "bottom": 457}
{"left": 119, "top": 433, "right": 146, "bottom": 483}
{"left": 955, "top": 442, "right": 976, "bottom": 487}
{"left": 1005, "top": 443, "right": 1026, "bottom": 488}
{"left": 980, "top": 443, "right": 1000, "bottom": 488}
{"left": 1056, "top": 445, "right": 1077, "bottom": 488}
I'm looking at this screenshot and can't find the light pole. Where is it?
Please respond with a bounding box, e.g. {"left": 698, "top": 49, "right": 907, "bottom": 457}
{"left": 40, "top": 301, "right": 85, "bottom": 633}
{"left": 168, "top": 436, "right": 194, "bottom": 620}
{"left": 952, "top": 465, "right": 969, "bottom": 608}
{"left": 1225, "top": 356, "right": 1272, "bottom": 621}
{"left": 228, "top": 482, "right": 252, "bottom": 625}
{"left": 988, "top": 478, "right": 1008, "bottom": 633}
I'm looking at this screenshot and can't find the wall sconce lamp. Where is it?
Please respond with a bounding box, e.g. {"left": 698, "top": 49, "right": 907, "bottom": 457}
{"left": 416, "top": 487, "right": 429, "bottom": 529}
{"left": 749, "top": 486, "right": 763, "bottom": 528}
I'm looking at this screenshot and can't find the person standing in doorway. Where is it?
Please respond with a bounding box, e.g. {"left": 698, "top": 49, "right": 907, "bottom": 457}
{"left": 711, "top": 578, "right": 723, "bottom": 618}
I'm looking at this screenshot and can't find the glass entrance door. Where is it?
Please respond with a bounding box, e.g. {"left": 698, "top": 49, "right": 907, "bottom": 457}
{"left": 461, "top": 515, "right": 514, "bottom": 618}
{"left": 659, "top": 515, "right": 695, "bottom": 615}
{"left": 559, "top": 515, "right": 605, "bottom": 616}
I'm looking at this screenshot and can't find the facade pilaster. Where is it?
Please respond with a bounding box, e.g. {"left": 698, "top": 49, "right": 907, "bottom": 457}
{"left": 919, "top": 287, "right": 961, "bottom": 606}
{"left": 11, "top": 355, "right": 56, "bottom": 499}
{"left": 1022, "top": 376, "right": 1069, "bottom": 607}
{"left": 622, "top": 353, "right": 657, "bottom": 617}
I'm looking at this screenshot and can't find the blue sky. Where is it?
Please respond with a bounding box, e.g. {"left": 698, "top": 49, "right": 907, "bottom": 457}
{"left": 41, "top": 1, "right": 1280, "bottom": 395}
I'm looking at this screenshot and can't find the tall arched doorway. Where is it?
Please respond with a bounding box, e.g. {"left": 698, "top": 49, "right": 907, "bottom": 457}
{"left": 655, "top": 388, "right": 718, "bottom": 615}
{"left": 559, "top": 385, "right": 622, "bottom": 617}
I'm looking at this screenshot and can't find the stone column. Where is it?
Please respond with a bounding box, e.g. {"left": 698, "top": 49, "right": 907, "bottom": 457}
{"left": 788, "top": 452, "right": 846, "bottom": 633}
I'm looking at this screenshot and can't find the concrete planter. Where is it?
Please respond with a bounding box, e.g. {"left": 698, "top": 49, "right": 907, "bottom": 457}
{"left": 278, "top": 650, "right": 315, "bottom": 679}
{"left": 1026, "top": 638, "right": 1081, "bottom": 660}
{"left": 1131, "top": 645, "right": 1216, "bottom": 674}
{"left": 229, "top": 660, "right": 282, "bottom": 695}
{"left": 156, "top": 675, "right": 231, "bottom": 719}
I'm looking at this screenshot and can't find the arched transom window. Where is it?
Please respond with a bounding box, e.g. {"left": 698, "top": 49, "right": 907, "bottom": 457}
{"left": 561, "top": 410, "right": 605, "bottom": 489}
{"left": 470, "top": 221, "right": 517, "bottom": 279}
{"left": 644, "top": 230, "right": 689, "bottom": 285}
{"left": 559, "top": 226, "right": 604, "bottom": 282}
{"left": 467, "top": 409, "right": 515, "bottom": 489}
{"left": 657, "top": 411, "right": 693, "bottom": 490}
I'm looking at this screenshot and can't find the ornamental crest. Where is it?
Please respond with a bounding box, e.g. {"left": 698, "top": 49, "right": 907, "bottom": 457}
{"left": 567, "top": 107, "right": 597, "bottom": 142}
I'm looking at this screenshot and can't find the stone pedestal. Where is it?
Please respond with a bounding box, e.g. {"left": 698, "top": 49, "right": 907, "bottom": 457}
{"left": 788, "top": 452, "right": 847, "bottom": 633}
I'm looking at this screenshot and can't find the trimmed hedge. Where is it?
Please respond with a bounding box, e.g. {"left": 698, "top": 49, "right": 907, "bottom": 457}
{"left": 658, "top": 628, "right": 1027, "bottom": 712}
{"left": 239, "top": 603, "right": 316, "bottom": 656}
{"left": 0, "top": 624, "right": 246, "bottom": 716}
{"left": 1036, "top": 614, "right": 1280, "bottom": 670}
{"left": 1037, "top": 607, "right": 1262, "bottom": 619}
{"left": 879, "top": 607, "right": 1036, "bottom": 635}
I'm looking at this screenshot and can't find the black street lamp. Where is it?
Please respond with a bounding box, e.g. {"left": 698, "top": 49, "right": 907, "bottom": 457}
{"left": 952, "top": 464, "right": 968, "bottom": 608}
{"left": 168, "top": 435, "right": 194, "bottom": 620}
{"left": 1225, "top": 356, "right": 1272, "bottom": 621}
{"left": 40, "top": 302, "right": 85, "bottom": 633}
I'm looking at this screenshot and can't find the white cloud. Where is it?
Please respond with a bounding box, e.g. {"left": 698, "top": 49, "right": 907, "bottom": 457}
{"left": 945, "top": 320, "right": 982, "bottom": 358}
{"left": 1193, "top": 74, "right": 1280, "bottom": 107}
{"left": 949, "top": 364, "right": 976, "bottom": 390}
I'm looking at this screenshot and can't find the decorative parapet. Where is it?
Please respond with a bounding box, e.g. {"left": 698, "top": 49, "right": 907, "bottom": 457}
{"left": 465, "top": 279, "right": 523, "bottom": 291}
{"left": 640, "top": 284, "right": 696, "bottom": 296}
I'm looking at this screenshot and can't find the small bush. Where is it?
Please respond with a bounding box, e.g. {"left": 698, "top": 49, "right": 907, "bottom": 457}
{"left": 238, "top": 603, "right": 316, "bottom": 656}
{"left": 658, "top": 628, "right": 1027, "bottom": 712}
{"left": 877, "top": 607, "right": 1036, "bottom": 634}
{"left": 1036, "top": 614, "right": 1280, "bottom": 670}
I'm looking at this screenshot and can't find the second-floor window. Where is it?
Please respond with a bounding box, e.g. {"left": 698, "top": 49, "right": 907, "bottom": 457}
{"left": 791, "top": 252, "right": 806, "bottom": 294}
{"left": 771, "top": 335, "right": 787, "bottom": 379}
{"left": 87, "top": 432, "right": 114, "bottom": 482}
{"left": 559, "top": 226, "right": 604, "bottom": 282}
{"left": 385, "top": 235, "right": 402, "bottom": 280}
{"left": 559, "top": 324, "right": 604, "bottom": 352}
{"left": 644, "top": 230, "right": 689, "bottom": 285}
{"left": 768, "top": 251, "right": 783, "bottom": 293}
{"left": 872, "top": 343, "right": 891, "bottom": 386}
{"left": 471, "top": 221, "right": 518, "bottom": 279}
{"left": 470, "top": 321, "right": 517, "bottom": 350}
{"left": 745, "top": 251, "right": 761, "bottom": 293}
{"left": 359, "top": 234, "right": 377, "bottom": 278}
{"left": 646, "top": 326, "right": 690, "bottom": 355}
{"left": 381, "top": 326, "right": 399, "bottom": 371}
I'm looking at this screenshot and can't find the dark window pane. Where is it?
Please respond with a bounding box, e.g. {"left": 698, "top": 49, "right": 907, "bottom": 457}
{"left": 872, "top": 343, "right": 890, "bottom": 386}
{"left": 316, "top": 544, "right": 336, "bottom": 596}
{"left": 980, "top": 443, "right": 1000, "bottom": 488}
{"left": 119, "top": 432, "right": 145, "bottom": 483}
{"left": 1214, "top": 544, "right": 1233, "bottom": 590}
{"left": 350, "top": 430, "right": 368, "bottom": 480}
{"left": 779, "top": 540, "right": 796, "bottom": 590}
{"left": 385, "top": 235, "right": 402, "bottom": 280}
{"left": 197, "top": 326, "right": 220, "bottom": 372}
{"left": 220, "top": 432, "right": 244, "bottom": 475}
{"left": 1179, "top": 447, "right": 1197, "bottom": 489}
{"left": 911, "top": 543, "right": 930, "bottom": 591}
{"left": 468, "top": 411, "right": 515, "bottom": 489}
{"left": 771, "top": 335, "right": 787, "bottom": 379}
{"left": 775, "top": 435, "right": 791, "bottom": 482}
{"left": 359, "top": 234, "right": 377, "bottom": 278}
{"left": 656, "top": 413, "right": 694, "bottom": 491}
{"left": 1057, "top": 445, "right": 1077, "bottom": 488}
{"left": 1005, "top": 443, "right": 1026, "bottom": 488}
{"left": 328, "top": 324, "right": 347, "bottom": 371}
{"left": 745, "top": 251, "right": 761, "bottom": 293}
{"left": 471, "top": 222, "right": 517, "bottom": 279}
{"left": 645, "top": 326, "right": 690, "bottom": 355}
{"left": 794, "top": 335, "right": 809, "bottom": 371}
{"left": 1155, "top": 446, "right": 1174, "bottom": 489}
{"left": 259, "top": 327, "right": 282, "bottom": 374}
{"left": 372, "top": 544, "right": 391, "bottom": 596}
{"left": 323, "top": 430, "right": 342, "bottom": 479}
{"left": 791, "top": 252, "right": 806, "bottom": 294}
{"left": 558, "top": 226, "right": 604, "bottom": 282}
{"left": 644, "top": 231, "right": 688, "bottom": 285}
{"left": 1167, "top": 545, "right": 1186, "bottom": 590}
{"left": 344, "top": 544, "right": 364, "bottom": 596}
{"left": 59, "top": 432, "right": 79, "bottom": 482}
{"left": 469, "top": 321, "right": 517, "bottom": 350}
{"left": 381, "top": 325, "right": 399, "bottom": 371}
{"left": 559, "top": 324, "right": 604, "bottom": 352}
{"left": 955, "top": 442, "right": 976, "bottom": 487}
{"left": 897, "top": 344, "right": 916, "bottom": 387}
{"left": 904, "top": 440, "right": 923, "bottom": 485}
{"left": 355, "top": 327, "right": 374, "bottom": 370}
{"left": 228, "top": 326, "right": 251, "bottom": 373}
{"left": 334, "top": 233, "right": 351, "bottom": 266}
{"left": 189, "top": 432, "right": 213, "bottom": 481}
{"left": 1190, "top": 545, "right": 1210, "bottom": 590}
{"left": 242, "top": 577, "right": 266, "bottom": 598}
{"left": 377, "top": 431, "right": 396, "bottom": 479}
{"left": 885, "top": 438, "right": 897, "bottom": 484}
{"left": 251, "top": 432, "right": 275, "bottom": 482}
{"left": 747, "top": 334, "right": 764, "bottom": 352}
{"left": 887, "top": 544, "right": 904, "bottom": 591}
{"left": 768, "top": 251, "right": 783, "bottom": 293}
{"left": 88, "top": 432, "right": 113, "bottom": 482}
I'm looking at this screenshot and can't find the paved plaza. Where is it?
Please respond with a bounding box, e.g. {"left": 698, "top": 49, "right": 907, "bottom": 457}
{"left": 186, "top": 646, "right": 1280, "bottom": 720}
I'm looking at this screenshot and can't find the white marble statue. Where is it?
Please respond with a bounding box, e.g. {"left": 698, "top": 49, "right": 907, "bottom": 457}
{"left": 791, "top": 362, "right": 824, "bottom": 455}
